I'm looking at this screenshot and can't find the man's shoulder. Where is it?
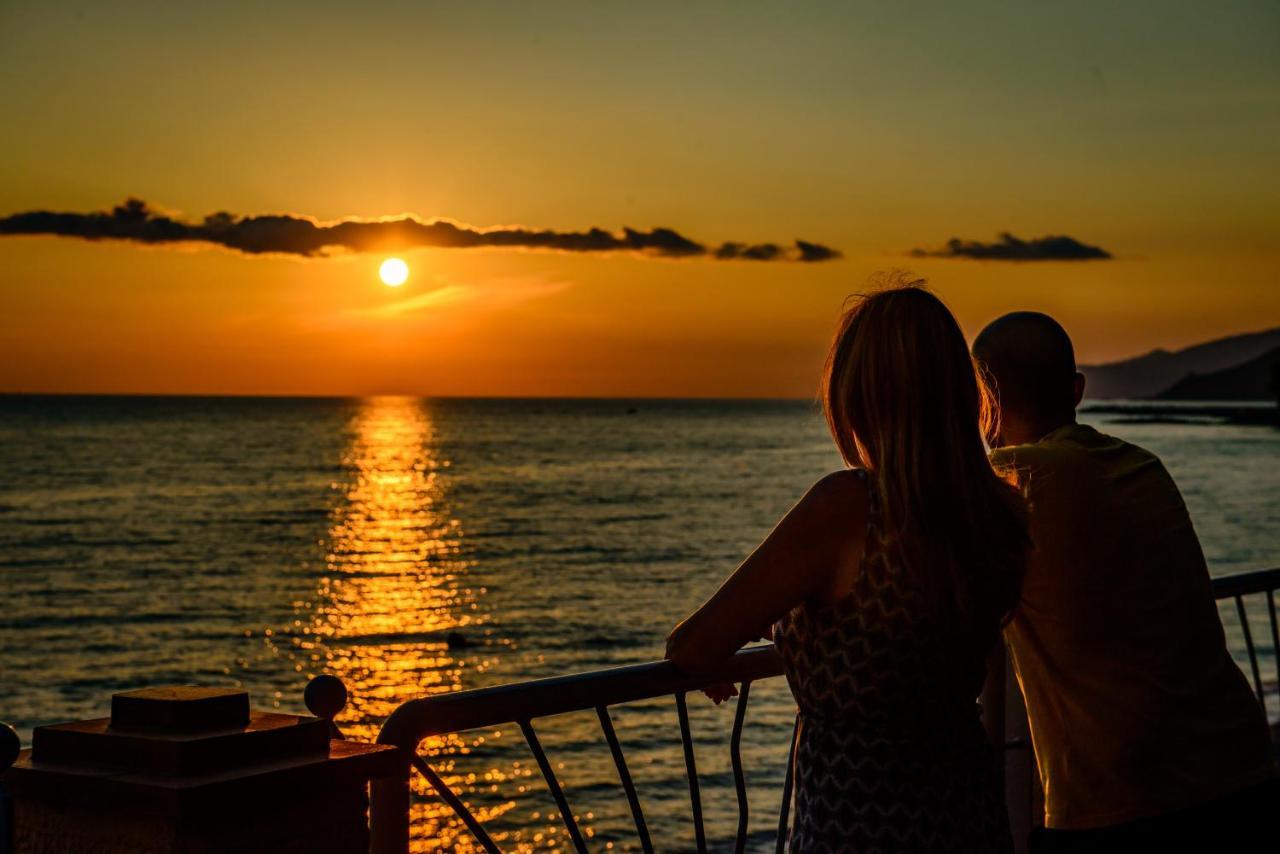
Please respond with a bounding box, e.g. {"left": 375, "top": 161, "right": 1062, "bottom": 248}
{"left": 992, "top": 425, "right": 1174, "bottom": 508}
{"left": 990, "top": 438, "right": 1074, "bottom": 474}
{"left": 994, "top": 424, "right": 1154, "bottom": 468}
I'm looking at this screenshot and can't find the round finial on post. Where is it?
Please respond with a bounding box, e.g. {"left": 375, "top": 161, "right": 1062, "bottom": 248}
{"left": 304, "top": 675, "right": 348, "bottom": 721}
{"left": 1, "top": 722, "right": 19, "bottom": 771}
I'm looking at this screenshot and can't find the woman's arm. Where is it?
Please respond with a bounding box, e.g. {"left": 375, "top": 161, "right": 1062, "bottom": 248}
{"left": 665, "top": 469, "right": 868, "bottom": 675}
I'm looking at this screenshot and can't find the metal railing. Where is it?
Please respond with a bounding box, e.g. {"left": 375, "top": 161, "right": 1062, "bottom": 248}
{"left": 367, "top": 645, "right": 786, "bottom": 853}
{"left": 1211, "top": 567, "right": 1280, "bottom": 719}
{"left": 326, "top": 566, "right": 1280, "bottom": 852}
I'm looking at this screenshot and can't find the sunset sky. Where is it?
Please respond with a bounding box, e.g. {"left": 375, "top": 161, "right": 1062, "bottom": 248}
{"left": 1, "top": 1, "right": 1277, "bottom": 397}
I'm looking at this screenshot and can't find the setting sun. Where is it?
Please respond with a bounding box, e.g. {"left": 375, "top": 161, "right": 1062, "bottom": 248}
{"left": 379, "top": 257, "right": 409, "bottom": 287}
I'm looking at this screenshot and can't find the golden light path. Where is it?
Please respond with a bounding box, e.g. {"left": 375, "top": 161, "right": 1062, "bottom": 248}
{"left": 261, "top": 396, "right": 605, "bottom": 851}
{"left": 300, "top": 397, "right": 513, "bottom": 851}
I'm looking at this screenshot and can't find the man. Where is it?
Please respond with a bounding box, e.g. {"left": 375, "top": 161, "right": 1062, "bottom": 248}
{"left": 973, "top": 312, "right": 1276, "bottom": 852}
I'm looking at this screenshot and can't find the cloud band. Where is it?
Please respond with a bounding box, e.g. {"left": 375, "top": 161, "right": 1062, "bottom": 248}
{"left": 0, "top": 198, "right": 841, "bottom": 263}
{"left": 910, "top": 232, "right": 1111, "bottom": 261}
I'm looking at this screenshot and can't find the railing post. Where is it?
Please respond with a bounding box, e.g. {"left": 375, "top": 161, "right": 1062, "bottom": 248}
{"left": 1, "top": 723, "right": 17, "bottom": 854}
{"left": 373, "top": 705, "right": 422, "bottom": 854}
{"left": 303, "top": 674, "right": 411, "bottom": 854}
{"left": 370, "top": 772, "right": 412, "bottom": 854}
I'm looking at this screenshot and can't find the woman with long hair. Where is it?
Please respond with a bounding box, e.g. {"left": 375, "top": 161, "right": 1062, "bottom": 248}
{"left": 666, "top": 278, "right": 1028, "bottom": 852}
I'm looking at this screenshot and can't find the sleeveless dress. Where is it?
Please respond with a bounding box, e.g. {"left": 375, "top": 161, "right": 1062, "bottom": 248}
{"left": 773, "top": 471, "right": 1010, "bottom": 853}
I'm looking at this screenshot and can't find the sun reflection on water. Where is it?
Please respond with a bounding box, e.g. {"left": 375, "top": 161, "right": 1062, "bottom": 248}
{"left": 285, "top": 397, "right": 512, "bottom": 850}
{"left": 265, "top": 396, "right": 600, "bottom": 851}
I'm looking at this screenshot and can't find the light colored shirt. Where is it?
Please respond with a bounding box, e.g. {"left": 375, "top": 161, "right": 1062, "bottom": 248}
{"left": 994, "top": 423, "right": 1274, "bottom": 829}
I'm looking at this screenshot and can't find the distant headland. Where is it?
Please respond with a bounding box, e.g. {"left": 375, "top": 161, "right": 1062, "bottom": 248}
{"left": 1081, "top": 326, "right": 1280, "bottom": 401}
{"left": 1079, "top": 326, "right": 1279, "bottom": 426}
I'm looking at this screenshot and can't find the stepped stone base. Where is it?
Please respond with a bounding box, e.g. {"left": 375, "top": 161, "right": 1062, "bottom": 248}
{"left": 11, "top": 786, "right": 369, "bottom": 854}
{"left": 2, "top": 686, "right": 404, "bottom": 854}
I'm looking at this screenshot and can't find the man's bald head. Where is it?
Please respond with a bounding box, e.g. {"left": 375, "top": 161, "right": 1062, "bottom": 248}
{"left": 973, "top": 312, "right": 1081, "bottom": 434}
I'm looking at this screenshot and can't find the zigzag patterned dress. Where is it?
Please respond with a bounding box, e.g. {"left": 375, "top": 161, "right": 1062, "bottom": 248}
{"left": 773, "top": 473, "right": 1009, "bottom": 853}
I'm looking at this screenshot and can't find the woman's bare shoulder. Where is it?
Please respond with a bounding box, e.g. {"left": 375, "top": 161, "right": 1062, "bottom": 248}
{"left": 797, "top": 469, "right": 870, "bottom": 533}
{"left": 794, "top": 470, "right": 871, "bottom": 603}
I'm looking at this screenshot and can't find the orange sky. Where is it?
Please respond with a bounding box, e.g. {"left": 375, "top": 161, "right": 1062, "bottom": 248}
{"left": 1, "top": 3, "right": 1277, "bottom": 397}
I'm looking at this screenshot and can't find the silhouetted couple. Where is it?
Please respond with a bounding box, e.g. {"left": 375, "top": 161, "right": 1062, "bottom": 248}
{"left": 666, "top": 279, "right": 1275, "bottom": 853}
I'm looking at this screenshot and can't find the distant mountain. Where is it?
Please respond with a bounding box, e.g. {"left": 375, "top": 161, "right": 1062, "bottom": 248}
{"left": 1156, "top": 346, "right": 1280, "bottom": 401}
{"left": 1080, "top": 327, "right": 1280, "bottom": 399}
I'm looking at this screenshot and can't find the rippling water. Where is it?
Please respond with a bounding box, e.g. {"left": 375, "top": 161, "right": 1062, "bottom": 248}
{"left": 1, "top": 396, "right": 1277, "bottom": 851}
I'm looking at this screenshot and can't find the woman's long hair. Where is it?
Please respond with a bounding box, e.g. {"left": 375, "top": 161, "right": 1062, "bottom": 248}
{"left": 822, "top": 275, "right": 1028, "bottom": 634}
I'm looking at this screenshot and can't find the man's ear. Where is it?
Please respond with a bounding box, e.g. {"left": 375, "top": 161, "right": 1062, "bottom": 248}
{"left": 1073, "top": 372, "right": 1086, "bottom": 407}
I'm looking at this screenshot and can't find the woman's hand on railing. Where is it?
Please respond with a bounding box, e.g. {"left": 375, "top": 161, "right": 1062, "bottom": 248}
{"left": 668, "top": 615, "right": 775, "bottom": 709}
{"left": 699, "top": 624, "right": 772, "bottom": 703}
{"left": 701, "top": 682, "right": 739, "bottom": 704}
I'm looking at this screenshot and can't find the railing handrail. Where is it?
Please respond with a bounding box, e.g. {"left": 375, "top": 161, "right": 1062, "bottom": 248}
{"left": 1210, "top": 566, "right": 1280, "bottom": 598}
{"left": 376, "top": 566, "right": 1278, "bottom": 749}
{"left": 377, "top": 644, "right": 783, "bottom": 749}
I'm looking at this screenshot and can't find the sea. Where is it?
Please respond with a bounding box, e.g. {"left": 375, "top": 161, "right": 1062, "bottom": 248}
{"left": 1, "top": 395, "right": 1277, "bottom": 851}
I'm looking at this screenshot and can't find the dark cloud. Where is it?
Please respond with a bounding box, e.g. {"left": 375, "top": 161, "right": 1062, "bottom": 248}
{"left": 910, "top": 232, "right": 1112, "bottom": 261}
{"left": 0, "top": 198, "right": 841, "bottom": 263}
{"left": 714, "top": 241, "right": 782, "bottom": 261}
{"left": 795, "top": 239, "right": 841, "bottom": 262}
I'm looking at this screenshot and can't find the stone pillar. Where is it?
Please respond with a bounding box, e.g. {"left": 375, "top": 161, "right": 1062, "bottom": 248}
{"left": 1, "top": 684, "right": 403, "bottom": 854}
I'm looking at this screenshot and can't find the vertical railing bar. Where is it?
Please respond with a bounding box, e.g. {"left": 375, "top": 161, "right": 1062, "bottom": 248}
{"left": 409, "top": 753, "right": 501, "bottom": 854}
{"left": 1236, "top": 595, "right": 1266, "bottom": 714}
{"left": 0, "top": 786, "right": 10, "bottom": 854}
{"left": 1267, "top": 590, "right": 1280, "bottom": 720}
{"left": 730, "top": 681, "right": 752, "bottom": 854}
{"left": 519, "top": 719, "right": 588, "bottom": 854}
{"left": 775, "top": 712, "right": 799, "bottom": 854}
{"left": 674, "top": 692, "right": 708, "bottom": 853}
{"left": 595, "top": 705, "right": 654, "bottom": 854}
{"left": 0, "top": 725, "right": 14, "bottom": 854}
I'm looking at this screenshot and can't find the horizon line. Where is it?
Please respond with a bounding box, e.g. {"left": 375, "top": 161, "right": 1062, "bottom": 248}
{"left": 0, "top": 390, "right": 824, "bottom": 403}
